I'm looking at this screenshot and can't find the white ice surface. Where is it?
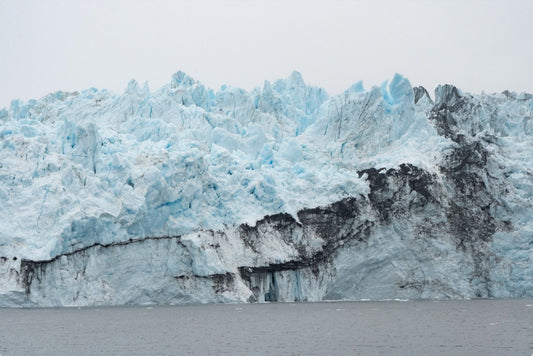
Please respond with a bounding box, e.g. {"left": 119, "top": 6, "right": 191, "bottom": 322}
{"left": 1, "top": 72, "right": 532, "bottom": 305}
{"left": 0, "top": 72, "right": 451, "bottom": 260}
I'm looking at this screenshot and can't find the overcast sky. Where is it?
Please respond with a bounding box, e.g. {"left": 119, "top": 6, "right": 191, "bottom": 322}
{"left": 1, "top": 0, "right": 532, "bottom": 108}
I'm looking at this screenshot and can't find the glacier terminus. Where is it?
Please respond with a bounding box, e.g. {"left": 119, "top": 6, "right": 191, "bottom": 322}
{"left": 0, "top": 71, "right": 532, "bottom": 307}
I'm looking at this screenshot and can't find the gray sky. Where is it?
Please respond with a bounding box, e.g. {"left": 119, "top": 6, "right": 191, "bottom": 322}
{"left": 1, "top": 0, "right": 532, "bottom": 109}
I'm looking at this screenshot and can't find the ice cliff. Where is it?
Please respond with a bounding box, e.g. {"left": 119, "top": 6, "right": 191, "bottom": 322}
{"left": 0, "top": 71, "right": 532, "bottom": 306}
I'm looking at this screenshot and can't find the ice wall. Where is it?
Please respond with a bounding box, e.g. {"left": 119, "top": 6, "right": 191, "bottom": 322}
{"left": 0, "top": 72, "right": 532, "bottom": 306}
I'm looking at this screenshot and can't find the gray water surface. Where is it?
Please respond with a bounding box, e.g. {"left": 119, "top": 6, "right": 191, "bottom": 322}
{"left": 1, "top": 299, "right": 532, "bottom": 355}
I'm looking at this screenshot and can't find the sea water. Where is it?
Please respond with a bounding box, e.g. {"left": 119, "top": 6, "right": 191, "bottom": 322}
{"left": 0, "top": 299, "right": 531, "bottom": 355}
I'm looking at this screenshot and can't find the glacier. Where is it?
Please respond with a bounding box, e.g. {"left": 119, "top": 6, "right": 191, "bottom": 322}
{"left": 0, "top": 71, "right": 532, "bottom": 307}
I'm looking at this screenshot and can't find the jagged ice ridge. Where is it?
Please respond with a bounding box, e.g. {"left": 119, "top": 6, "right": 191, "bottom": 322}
{"left": 0, "top": 71, "right": 532, "bottom": 306}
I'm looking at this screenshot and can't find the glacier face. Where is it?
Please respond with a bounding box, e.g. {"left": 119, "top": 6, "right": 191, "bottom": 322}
{"left": 0, "top": 71, "right": 532, "bottom": 306}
